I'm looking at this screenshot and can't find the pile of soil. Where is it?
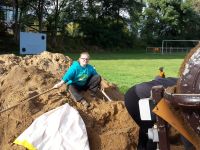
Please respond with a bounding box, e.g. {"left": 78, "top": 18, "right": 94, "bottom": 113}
{"left": 0, "top": 51, "right": 139, "bottom": 150}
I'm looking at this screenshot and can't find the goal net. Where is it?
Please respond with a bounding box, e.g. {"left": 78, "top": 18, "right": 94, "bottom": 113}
{"left": 161, "top": 40, "right": 199, "bottom": 54}
{"left": 146, "top": 40, "right": 200, "bottom": 54}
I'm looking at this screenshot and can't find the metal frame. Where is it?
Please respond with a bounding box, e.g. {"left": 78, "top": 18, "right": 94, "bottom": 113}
{"left": 161, "top": 40, "right": 200, "bottom": 54}
{"left": 152, "top": 86, "right": 170, "bottom": 150}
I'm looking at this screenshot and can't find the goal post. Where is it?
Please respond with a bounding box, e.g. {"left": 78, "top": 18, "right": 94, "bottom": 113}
{"left": 161, "top": 40, "right": 200, "bottom": 54}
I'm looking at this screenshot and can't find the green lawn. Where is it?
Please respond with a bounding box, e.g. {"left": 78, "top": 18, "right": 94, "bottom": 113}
{"left": 66, "top": 52, "right": 187, "bottom": 93}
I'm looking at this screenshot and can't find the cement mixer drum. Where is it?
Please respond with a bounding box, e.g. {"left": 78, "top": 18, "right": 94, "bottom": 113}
{"left": 178, "top": 45, "right": 200, "bottom": 136}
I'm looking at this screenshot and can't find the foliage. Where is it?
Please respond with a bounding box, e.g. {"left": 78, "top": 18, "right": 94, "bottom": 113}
{"left": 190, "top": 0, "right": 200, "bottom": 14}
{"left": 140, "top": 0, "right": 200, "bottom": 46}
{"left": 0, "top": 0, "right": 200, "bottom": 51}
{"left": 79, "top": 18, "right": 133, "bottom": 48}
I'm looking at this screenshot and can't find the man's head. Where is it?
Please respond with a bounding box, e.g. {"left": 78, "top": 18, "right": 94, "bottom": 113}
{"left": 79, "top": 52, "right": 90, "bottom": 67}
{"left": 159, "top": 67, "right": 164, "bottom": 71}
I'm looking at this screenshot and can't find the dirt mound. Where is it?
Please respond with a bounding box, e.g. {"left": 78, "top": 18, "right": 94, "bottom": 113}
{"left": 0, "top": 51, "right": 138, "bottom": 150}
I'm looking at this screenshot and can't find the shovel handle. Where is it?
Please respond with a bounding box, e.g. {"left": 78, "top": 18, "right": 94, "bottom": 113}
{"left": 0, "top": 88, "right": 56, "bottom": 114}
{"left": 101, "top": 89, "right": 112, "bottom": 101}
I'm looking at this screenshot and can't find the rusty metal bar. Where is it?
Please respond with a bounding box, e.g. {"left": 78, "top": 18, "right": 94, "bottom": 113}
{"left": 152, "top": 85, "right": 170, "bottom": 150}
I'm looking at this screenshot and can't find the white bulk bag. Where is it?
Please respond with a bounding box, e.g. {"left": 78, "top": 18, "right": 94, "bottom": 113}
{"left": 14, "top": 104, "right": 90, "bottom": 150}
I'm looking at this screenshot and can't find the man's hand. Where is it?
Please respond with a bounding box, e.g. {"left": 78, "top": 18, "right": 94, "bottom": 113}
{"left": 53, "top": 80, "right": 64, "bottom": 89}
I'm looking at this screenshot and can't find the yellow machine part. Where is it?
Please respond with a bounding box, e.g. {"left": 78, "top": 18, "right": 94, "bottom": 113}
{"left": 153, "top": 99, "right": 200, "bottom": 148}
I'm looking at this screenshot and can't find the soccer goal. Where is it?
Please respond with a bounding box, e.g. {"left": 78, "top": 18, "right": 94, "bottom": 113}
{"left": 146, "top": 40, "right": 200, "bottom": 54}
{"left": 161, "top": 40, "right": 200, "bottom": 54}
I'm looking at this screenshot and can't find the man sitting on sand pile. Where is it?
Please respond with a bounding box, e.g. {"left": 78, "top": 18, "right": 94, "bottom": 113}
{"left": 53, "top": 52, "right": 101, "bottom": 109}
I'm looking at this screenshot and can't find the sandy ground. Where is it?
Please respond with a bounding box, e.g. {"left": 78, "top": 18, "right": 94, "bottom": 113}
{"left": 0, "top": 51, "right": 189, "bottom": 150}
{"left": 0, "top": 51, "right": 139, "bottom": 150}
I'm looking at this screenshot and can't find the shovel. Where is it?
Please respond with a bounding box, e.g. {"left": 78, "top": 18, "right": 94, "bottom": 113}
{"left": 100, "top": 89, "right": 112, "bottom": 101}
{"left": 0, "top": 88, "right": 56, "bottom": 114}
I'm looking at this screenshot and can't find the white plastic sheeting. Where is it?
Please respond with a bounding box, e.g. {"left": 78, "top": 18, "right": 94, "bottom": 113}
{"left": 14, "top": 104, "right": 90, "bottom": 150}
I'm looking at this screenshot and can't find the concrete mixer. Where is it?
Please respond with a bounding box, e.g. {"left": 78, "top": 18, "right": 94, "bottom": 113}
{"left": 153, "top": 44, "right": 200, "bottom": 150}
{"left": 139, "top": 44, "right": 200, "bottom": 150}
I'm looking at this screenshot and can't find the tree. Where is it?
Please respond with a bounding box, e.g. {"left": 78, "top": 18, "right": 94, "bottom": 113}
{"left": 77, "top": 0, "right": 143, "bottom": 48}
{"left": 190, "top": 0, "right": 200, "bottom": 14}
{"left": 140, "top": 0, "right": 200, "bottom": 46}
{"left": 13, "top": 0, "right": 19, "bottom": 42}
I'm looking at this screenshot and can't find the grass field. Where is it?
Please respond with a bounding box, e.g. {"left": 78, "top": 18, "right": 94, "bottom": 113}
{"left": 67, "top": 52, "right": 187, "bottom": 93}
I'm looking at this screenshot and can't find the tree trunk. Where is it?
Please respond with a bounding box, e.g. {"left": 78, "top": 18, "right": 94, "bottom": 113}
{"left": 13, "top": 0, "right": 19, "bottom": 43}
{"left": 52, "top": 0, "right": 59, "bottom": 47}
{"left": 38, "top": 0, "right": 44, "bottom": 32}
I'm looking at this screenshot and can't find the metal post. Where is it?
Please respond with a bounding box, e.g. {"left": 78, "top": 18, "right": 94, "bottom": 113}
{"left": 152, "top": 85, "right": 170, "bottom": 150}
{"left": 162, "top": 40, "right": 164, "bottom": 55}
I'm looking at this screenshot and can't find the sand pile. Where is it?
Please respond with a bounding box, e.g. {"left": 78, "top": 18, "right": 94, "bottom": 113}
{"left": 0, "top": 51, "right": 138, "bottom": 150}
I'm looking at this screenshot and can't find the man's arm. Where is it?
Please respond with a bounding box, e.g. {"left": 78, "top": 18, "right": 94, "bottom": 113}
{"left": 62, "top": 63, "right": 76, "bottom": 85}
{"left": 53, "top": 62, "right": 76, "bottom": 88}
